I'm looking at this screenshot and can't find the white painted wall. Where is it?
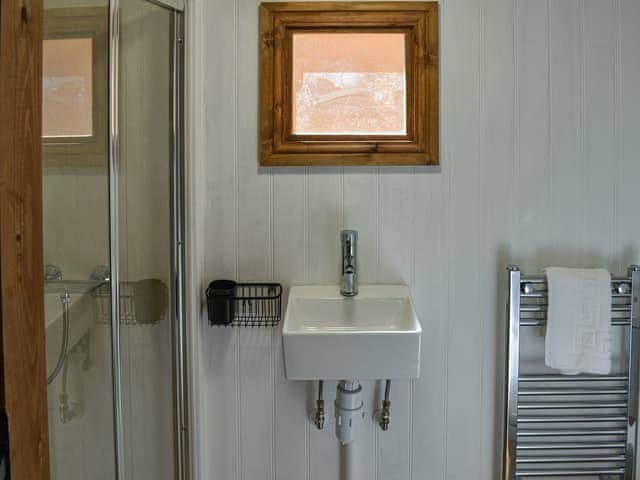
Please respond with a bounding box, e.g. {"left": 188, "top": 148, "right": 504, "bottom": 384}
{"left": 189, "top": 0, "right": 640, "bottom": 478}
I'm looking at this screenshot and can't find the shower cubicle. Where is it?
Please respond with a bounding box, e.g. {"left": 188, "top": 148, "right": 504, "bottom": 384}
{"left": 41, "top": 0, "right": 187, "bottom": 478}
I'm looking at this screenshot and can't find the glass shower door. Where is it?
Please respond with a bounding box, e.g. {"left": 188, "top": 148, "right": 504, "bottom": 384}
{"left": 116, "top": 0, "right": 176, "bottom": 477}
{"left": 42, "top": 0, "right": 185, "bottom": 478}
{"left": 42, "top": 2, "right": 116, "bottom": 479}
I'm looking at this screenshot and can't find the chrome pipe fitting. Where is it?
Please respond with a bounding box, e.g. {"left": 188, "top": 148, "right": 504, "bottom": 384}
{"left": 312, "top": 380, "right": 325, "bottom": 430}
{"left": 377, "top": 380, "right": 391, "bottom": 431}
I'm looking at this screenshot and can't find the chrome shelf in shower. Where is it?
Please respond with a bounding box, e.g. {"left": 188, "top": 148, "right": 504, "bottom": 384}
{"left": 44, "top": 279, "right": 107, "bottom": 294}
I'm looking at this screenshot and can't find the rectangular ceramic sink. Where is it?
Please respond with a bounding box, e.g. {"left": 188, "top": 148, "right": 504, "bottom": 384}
{"left": 283, "top": 285, "right": 421, "bottom": 380}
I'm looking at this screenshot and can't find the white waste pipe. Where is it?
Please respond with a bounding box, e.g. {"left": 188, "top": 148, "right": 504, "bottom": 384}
{"left": 335, "top": 380, "right": 364, "bottom": 445}
{"left": 335, "top": 380, "right": 364, "bottom": 480}
{"left": 340, "top": 442, "right": 357, "bottom": 480}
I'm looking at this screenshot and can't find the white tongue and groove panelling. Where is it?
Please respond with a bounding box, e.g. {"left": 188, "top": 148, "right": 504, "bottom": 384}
{"left": 190, "top": 0, "right": 640, "bottom": 478}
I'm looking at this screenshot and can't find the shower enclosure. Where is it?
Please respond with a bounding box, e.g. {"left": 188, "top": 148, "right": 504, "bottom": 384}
{"left": 41, "top": 0, "right": 187, "bottom": 478}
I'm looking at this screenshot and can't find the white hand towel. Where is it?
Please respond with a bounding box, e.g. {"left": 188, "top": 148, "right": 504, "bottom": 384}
{"left": 544, "top": 267, "right": 612, "bottom": 375}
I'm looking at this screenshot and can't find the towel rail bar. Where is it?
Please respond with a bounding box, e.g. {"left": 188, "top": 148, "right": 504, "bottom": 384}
{"left": 519, "top": 388, "right": 628, "bottom": 396}
{"left": 520, "top": 305, "right": 631, "bottom": 313}
{"left": 517, "top": 441, "right": 626, "bottom": 450}
{"left": 518, "top": 415, "right": 627, "bottom": 423}
{"left": 515, "top": 468, "right": 625, "bottom": 477}
{"left": 520, "top": 276, "right": 631, "bottom": 284}
{"left": 502, "top": 265, "right": 640, "bottom": 479}
{"left": 521, "top": 319, "right": 630, "bottom": 327}
{"left": 520, "top": 311, "right": 631, "bottom": 318}
{"left": 519, "top": 375, "right": 628, "bottom": 382}
{"left": 516, "top": 454, "right": 626, "bottom": 463}
{"left": 522, "top": 292, "right": 632, "bottom": 299}
{"left": 517, "top": 428, "right": 627, "bottom": 437}
{"left": 518, "top": 401, "right": 628, "bottom": 410}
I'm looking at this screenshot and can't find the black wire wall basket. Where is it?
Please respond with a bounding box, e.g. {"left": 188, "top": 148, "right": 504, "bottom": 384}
{"left": 206, "top": 280, "right": 282, "bottom": 327}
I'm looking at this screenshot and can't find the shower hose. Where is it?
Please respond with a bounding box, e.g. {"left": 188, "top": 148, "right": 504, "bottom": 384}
{"left": 47, "top": 292, "right": 71, "bottom": 386}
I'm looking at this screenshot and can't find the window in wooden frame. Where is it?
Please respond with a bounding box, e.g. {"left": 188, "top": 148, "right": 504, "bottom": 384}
{"left": 259, "top": 2, "right": 439, "bottom": 166}
{"left": 43, "top": 7, "right": 108, "bottom": 167}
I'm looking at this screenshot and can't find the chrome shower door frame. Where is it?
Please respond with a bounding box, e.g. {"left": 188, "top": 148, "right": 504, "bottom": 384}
{"left": 171, "top": 10, "right": 189, "bottom": 480}
{"left": 108, "top": 1, "right": 188, "bottom": 479}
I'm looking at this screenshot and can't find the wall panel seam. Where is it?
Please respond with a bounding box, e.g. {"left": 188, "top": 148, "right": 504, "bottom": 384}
{"left": 438, "top": 2, "right": 448, "bottom": 478}
{"left": 269, "top": 169, "right": 276, "bottom": 480}
{"left": 513, "top": 0, "right": 520, "bottom": 256}
{"left": 579, "top": 0, "right": 587, "bottom": 264}
{"left": 441, "top": 0, "right": 451, "bottom": 476}
{"left": 409, "top": 168, "right": 416, "bottom": 480}
{"left": 340, "top": 168, "right": 344, "bottom": 231}
{"left": 478, "top": 0, "right": 489, "bottom": 476}
{"left": 475, "top": 0, "right": 483, "bottom": 470}
{"left": 613, "top": 0, "right": 622, "bottom": 271}
{"left": 376, "top": 169, "right": 381, "bottom": 283}
{"left": 547, "top": 0, "right": 553, "bottom": 247}
{"left": 303, "top": 166, "right": 309, "bottom": 480}
{"left": 233, "top": 0, "right": 240, "bottom": 479}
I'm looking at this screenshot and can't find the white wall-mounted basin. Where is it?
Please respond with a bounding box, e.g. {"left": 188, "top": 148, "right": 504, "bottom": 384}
{"left": 283, "top": 285, "right": 422, "bottom": 380}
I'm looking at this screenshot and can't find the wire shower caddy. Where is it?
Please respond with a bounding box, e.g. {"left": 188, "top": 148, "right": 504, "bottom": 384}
{"left": 206, "top": 281, "right": 282, "bottom": 327}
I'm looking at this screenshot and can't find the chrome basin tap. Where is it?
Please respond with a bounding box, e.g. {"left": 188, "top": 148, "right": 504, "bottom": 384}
{"left": 340, "top": 230, "right": 358, "bottom": 296}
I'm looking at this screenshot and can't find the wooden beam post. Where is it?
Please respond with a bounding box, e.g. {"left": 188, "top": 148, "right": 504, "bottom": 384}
{"left": 0, "top": 0, "right": 51, "bottom": 477}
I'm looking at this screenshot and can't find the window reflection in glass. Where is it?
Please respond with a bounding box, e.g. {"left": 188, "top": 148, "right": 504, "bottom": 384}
{"left": 43, "top": 38, "right": 93, "bottom": 138}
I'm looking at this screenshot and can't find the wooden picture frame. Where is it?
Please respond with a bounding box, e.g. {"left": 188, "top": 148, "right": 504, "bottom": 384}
{"left": 259, "top": 2, "right": 439, "bottom": 166}
{"left": 43, "top": 7, "right": 108, "bottom": 168}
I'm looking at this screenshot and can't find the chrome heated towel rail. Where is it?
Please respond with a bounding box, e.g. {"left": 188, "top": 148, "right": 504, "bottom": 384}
{"left": 502, "top": 265, "right": 640, "bottom": 479}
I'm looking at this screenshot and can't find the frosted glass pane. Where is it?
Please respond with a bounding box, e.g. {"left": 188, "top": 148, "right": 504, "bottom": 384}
{"left": 292, "top": 32, "right": 406, "bottom": 135}
{"left": 43, "top": 38, "right": 93, "bottom": 138}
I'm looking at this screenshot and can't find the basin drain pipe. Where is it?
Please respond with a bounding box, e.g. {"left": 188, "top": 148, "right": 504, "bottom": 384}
{"left": 340, "top": 441, "right": 357, "bottom": 480}
{"left": 335, "top": 380, "right": 364, "bottom": 446}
